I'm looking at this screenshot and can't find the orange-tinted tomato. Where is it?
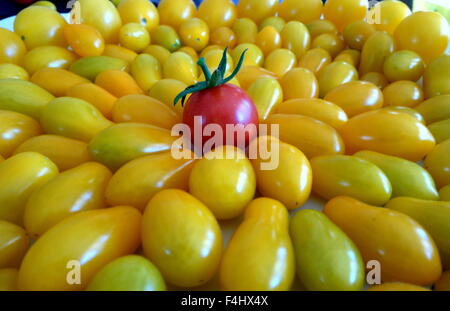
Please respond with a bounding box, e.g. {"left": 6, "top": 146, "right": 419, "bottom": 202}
{"left": 323, "top": 0, "right": 368, "bottom": 32}
{"left": 63, "top": 24, "right": 105, "bottom": 57}
{"left": 383, "top": 81, "right": 424, "bottom": 108}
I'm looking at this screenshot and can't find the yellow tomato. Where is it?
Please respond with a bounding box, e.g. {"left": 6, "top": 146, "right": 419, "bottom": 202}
{"left": 324, "top": 81, "right": 383, "bottom": 117}
{"left": 334, "top": 49, "right": 361, "bottom": 68}
{"left": 425, "top": 139, "right": 450, "bottom": 188}
{"left": 298, "top": 48, "right": 331, "bottom": 77}
{"left": 382, "top": 106, "right": 424, "bottom": 124}
{"left": 117, "top": 0, "right": 159, "bottom": 32}
{"left": 278, "top": 0, "right": 322, "bottom": 24}
{"left": 148, "top": 79, "right": 187, "bottom": 115}
{"left": 416, "top": 95, "right": 450, "bottom": 125}
{"left": 394, "top": 11, "right": 450, "bottom": 64}
{"left": 13, "top": 134, "right": 91, "bottom": 172}
{"left": 86, "top": 255, "right": 166, "bottom": 291}
{"left": 423, "top": 55, "right": 450, "bottom": 99}
{"left": 235, "top": 65, "right": 278, "bottom": 90}
{"left": 220, "top": 198, "right": 294, "bottom": 290}
{"left": 280, "top": 21, "right": 311, "bottom": 59}
{"left": 40, "top": 97, "right": 113, "bottom": 142}
{"left": 429, "top": 119, "right": 450, "bottom": 144}
{"left": 339, "top": 109, "right": 435, "bottom": 161}
{"left": 24, "top": 162, "right": 112, "bottom": 238}
{"left": 67, "top": 83, "right": 117, "bottom": 119}
{"left": 119, "top": 23, "right": 150, "bottom": 53}
{"left": 102, "top": 44, "right": 137, "bottom": 63}
{"left": 279, "top": 67, "right": 318, "bottom": 100}
{"left": 69, "top": 56, "right": 128, "bottom": 81}
{"left": 198, "top": 0, "right": 237, "bottom": 31}
{"left": 14, "top": 6, "right": 66, "bottom": 49}
{"left": 63, "top": 24, "right": 105, "bottom": 57}
{"left": 130, "top": 54, "right": 161, "bottom": 91}
{"left": 18, "top": 206, "right": 141, "bottom": 290}
{"left": 343, "top": 21, "right": 376, "bottom": 51}
{"left": 210, "top": 27, "right": 237, "bottom": 49}
{"left": 78, "top": 0, "right": 122, "bottom": 43}
{"left": 312, "top": 33, "right": 344, "bottom": 58}
{"left": 250, "top": 136, "right": 312, "bottom": 210}
{"left": 23, "top": 46, "right": 77, "bottom": 75}
{"left": 0, "top": 28, "right": 27, "bottom": 65}
{"left": 179, "top": 45, "right": 199, "bottom": 63}
{"left": 0, "top": 110, "right": 42, "bottom": 158}
{"left": 383, "top": 80, "right": 424, "bottom": 108}
{"left": 31, "top": 1, "right": 56, "bottom": 10}
{"left": 318, "top": 61, "right": 359, "bottom": 98}
{"left": 95, "top": 69, "right": 144, "bottom": 98}
{"left": 264, "top": 48, "right": 296, "bottom": 77}
{"left": 361, "top": 71, "right": 389, "bottom": 89}
{"left": 163, "top": 52, "right": 198, "bottom": 85}
{"left": 112, "top": 94, "right": 180, "bottom": 129}
{"left": 359, "top": 31, "right": 395, "bottom": 76}
{"left": 0, "top": 221, "right": 28, "bottom": 268}
{"left": 179, "top": 18, "right": 210, "bottom": 52}
{"left": 158, "top": 0, "right": 196, "bottom": 30}
{"left": 324, "top": 196, "right": 442, "bottom": 286}
{"left": 0, "top": 64, "right": 29, "bottom": 81}
{"left": 150, "top": 25, "right": 181, "bottom": 52}
{"left": 237, "top": 0, "right": 278, "bottom": 24}
{"left": 276, "top": 98, "right": 348, "bottom": 129}
{"left": 142, "top": 189, "right": 222, "bottom": 287}
{"left": 143, "top": 45, "right": 171, "bottom": 64}
{"left": 259, "top": 16, "right": 285, "bottom": 32}
{"left": 383, "top": 50, "right": 424, "bottom": 82}
{"left": 30, "top": 68, "right": 89, "bottom": 97}
{"left": 0, "top": 268, "right": 18, "bottom": 291}
{"left": 323, "top": 0, "right": 368, "bottom": 32}
{"left": 0, "top": 152, "right": 59, "bottom": 225}
{"left": 306, "top": 19, "right": 338, "bottom": 39}
{"left": 368, "top": 283, "right": 429, "bottom": 291}
{"left": 434, "top": 271, "right": 450, "bottom": 291}
{"left": 232, "top": 18, "right": 258, "bottom": 44}
{"left": 247, "top": 77, "right": 283, "bottom": 121}
{"left": 264, "top": 114, "right": 345, "bottom": 158}
{"left": 189, "top": 146, "right": 255, "bottom": 220}
{"left": 370, "top": 0, "right": 411, "bottom": 35}
{"left": 232, "top": 43, "right": 264, "bottom": 67}
{"left": 256, "top": 26, "right": 281, "bottom": 56}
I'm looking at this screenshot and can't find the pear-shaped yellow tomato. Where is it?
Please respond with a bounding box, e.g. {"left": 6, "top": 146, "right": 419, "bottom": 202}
{"left": 179, "top": 18, "right": 210, "bottom": 52}
{"left": 198, "top": 0, "right": 236, "bottom": 31}
{"left": 343, "top": 21, "right": 376, "bottom": 51}
{"left": 265, "top": 113, "right": 345, "bottom": 158}
{"left": 290, "top": 209, "right": 364, "bottom": 291}
{"left": 298, "top": 48, "right": 331, "bottom": 77}
{"left": 148, "top": 79, "right": 187, "bottom": 115}
{"left": 235, "top": 65, "right": 278, "bottom": 90}
{"left": 143, "top": 45, "right": 171, "bottom": 64}
{"left": 247, "top": 77, "right": 283, "bottom": 121}
{"left": 63, "top": 24, "right": 105, "bottom": 57}
{"left": 23, "top": 46, "right": 78, "bottom": 75}
{"left": 311, "top": 155, "right": 392, "bottom": 205}
{"left": 69, "top": 56, "right": 128, "bottom": 81}
{"left": 118, "top": 23, "right": 150, "bottom": 53}
{"left": 232, "top": 43, "right": 264, "bottom": 67}
{"left": 386, "top": 197, "right": 450, "bottom": 269}
{"left": 24, "top": 162, "right": 112, "bottom": 238}
{"left": 249, "top": 136, "right": 312, "bottom": 210}
{"left": 324, "top": 81, "right": 383, "bottom": 117}
{"left": 323, "top": 0, "right": 368, "bottom": 32}
{"left": 106, "top": 152, "right": 194, "bottom": 210}
{"left": 88, "top": 123, "right": 176, "bottom": 170}
{"left": 259, "top": 16, "right": 286, "bottom": 33}
{"left": 324, "top": 196, "right": 442, "bottom": 286}
{"left": 312, "top": 33, "right": 344, "bottom": 59}
{"left": 355, "top": 150, "right": 438, "bottom": 200}
{"left": 117, "top": 0, "right": 159, "bottom": 32}
{"left": 40, "top": 97, "right": 113, "bottom": 142}
{"left": 370, "top": 0, "right": 411, "bottom": 35}
{"left": 0, "top": 28, "right": 27, "bottom": 65}
{"left": 14, "top": 6, "right": 67, "bottom": 49}
{"left": 237, "top": 0, "right": 278, "bottom": 24}
{"left": 0, "top": 64, "right": 29, "bottom": 81}
{"left": 189, "top": 146, "right": 255, "bottom": 220}
{"left": 0, "top": 221, "right": 29, "bottom": 269}
{"left": 163, "top": 52, "right": 198, "bottom": 85}
{"left": 30, "top": 68, "right": 90, "bottom": 98}
{"left": 435, "top": 271, "right": 450, "bottom": 291}
{"left": 425, "top": 139, "right": 450, "bottom": 188}
{"left": 256, "top": 26, "right": 281, "bottom": 56}
{"left": 13, "top": 135, "right": 91, "bottom": 172}
{"left": 158, "top": 0, "right": 196, "bottom": 30}
{"left": 383, "top": 80, "right": 424, "bottom": 108}
{"left": 112, "top": 95, "right": 180, "bottom": 129}
{"left": 368, "top": 283, "right": 429, "bottom": 291}
{"left": 276, "top": 98, "right": 348, "bottom": 129}
{"left": 264, "top": 48, "right": 296, "bottom": 77}
{"left": 0, "top": 79, "right": 54, "bottom": 120}
{"left": 428, "top": 119, "right": 450, "bottom": 144}
{"left": 416, "top": 95, "right": 450, "bottom": 125}
{"left": 151, "top": 25, "right": 181, "bottom": 52}
{"left": 67, "top": 83, "right": 117, "bottom": 120}
{"left": 129, "top": 54, "right": 161, "bottom": 92}
{"left": 143, "top": 189, "right": 222, "bottom": 288}
{"left": 339, "top": 109, "right": 435, "bottom": 162}
{"left": 383, "top": 50, "right": 424, "bottom": 82}
{"left": 335, "top": 49, "right": 361, "bottom": 68}
{"left": 232, "top": 18, "right": 258, "bottom": 44}
{"left": 306, "top": 19, "right": 338, "bottom": 39}
{"left": 18, "top": 206, "right": 141, "bottom": 291}
{"left": 0, "top": 152, "right": 58, "bottom": 225}
{"left": 359, "top": 31, "right": 395, "bottom": 76}
{"left": 0, "top": 110, "right": 42, "bottom": 158}
{"left": 220, "top": 198, "right": 294, "bottom": 291}
{"left": 86, "top": 255, "right": 166, "bottom": 291}
{"left": 210, "top": 27, "right": 238, "bottom": 49}
{"left": 103, "top": 44, "right": 138, "bottom": 63}
{"left": 394, "top": 11, "right": 450, "bottom": 64}
{"left": 278, "top": 0, "right": 322, "bottom": 24}
{"left": 423, "top": 55, "right": 450, "bottom": 99}
{"left": 318, "top": 61, "right": 359, "bottom": 98}
{"left": 78, "top": 0, "right": 122, "bottom": 43}
{"left": 361, "top": 71, "right": 389, "bottom": 89}
{"left": 0, "top": 268, "right": 18, "bottom": 291}
{"left": 280, "top": 67, "right": 318, "bottom": 100}
{"left": 281, "top": 21, "right": 311, "bottom": 59}
{"left": 95, "top": 70, "right": 144, "bottom": 98}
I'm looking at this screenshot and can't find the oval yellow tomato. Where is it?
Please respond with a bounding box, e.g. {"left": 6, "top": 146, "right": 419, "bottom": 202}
{"left": 117, "top": 0, "right": 159, "bottom": 32}
{"left": 306, "top": 19, "right": 338, "bottom": 39}
{"left": 158, "top": 0, "right": 196, "bottom": 30}
{"left": 424, "top": 139, "right": 450, "bottom": 188}
{"left": 415, "top": 95, "right": 450, "bottom": 125}
{"left": 370, "top": 0, "right": 411, "bottom": 35}
{"left": 143, "top": 189, "right": 222, "bottom": 288}
{"left": 383, "top": 50, "right": 424, "bottom": 82}
{"left": 343, "top": 21, "right": 376, "bottom": 51}
{"left": 0, "top": 64, "right": 29, "bottom": 81}
{"left": 280, "top": 21, "right": 311, "bottom": 59}
{"left": 151, "top": 25, "right": 181, "bottom": 52}
{"left": 0, "top": 28, "right": 27, "bottom": 65}
{"left": 256, "top": 26, "right": 281, "bottom": 56}
{"left": 179, "top": 18, "right": 210, "bottom": 52}
{"left": 118, "top": 23, "right": 150, "bottom": 53}
{"left": 143, "top": 45, "right": 171, "bottom": 65}
{"left": 232, "top": 43, "right": 264, "bottom": 67}
{"left": 0, "top": 221, "right": 28, "bottom": 269}
{"left": 148, "top": 79, "right": 187, "bottom": 115}
{"left": 23, "top": 46, "right": 78, "bottom": 75}
{"left": 264, "top": 48, "right": 296, "bottom": 77}
{"left": 423, "top": 55, "right": 450, "bottom": 99}
{"left": 30, "top": 68, "right": 89, "bottom": 97}
{"left": 259, "top": 16, "right": 285, "bottom": 32}
{"left": 69, "top": 56, "right": 128, "bottom": 81}
{"left": 130, "top": 54, "right": 161, "bottom": 92}
{"left": 95, "top": 70, "right": 144, "bottom": 98}
{"left": 361, "top": 71, "right": 389, "bottom": 89}
{"left": 232, "top": 18, "right": 258, "bottom": 44}
{"left": 312, "top": 33, "right": 344, "bottom": 58}
{"left": 210, "top": 27, "right": 237, "bottom": 49}
{"left": 334, "top": 49, "right": 361, "bottom": 68}
{"left": 280, "top": 67, "right": 318, "bottom": 99}
{"left": 382, "top": 106, "right": 424, "bottom": 124}
{"left": 298, "top": 48, "right": 331, "bottom": 77}
{"left": 237, "top": 0, "right": 278, "bottom": 24}
{"left": 103, "top": 44, "right": 137, "bottom": 63}
{"left": 318, "top": 61, "right": 359, "bottom": 98}
{"left": 359, "top": 31, "right": 395, "bottom": 76}
{"left": 162, "top": 52, "right": 198, "bottom": 86}
{"left": 323, "top": 0, "right": 368, "bottom": 32}
{"left": 247, "top": 77, "right": 283, "bottom": 121}
{"left": 198, "top": 0, "right": 237, "bottom": 31}
{"left": 235, "top": 65, "right": 277, "bottom": 90}
{"left": 428, "top": 119, "right": 450, "bottom": 144}
{"left": 63, "top": 24, "right": 105, "bottom": 57}
{"left": 383, "top": 81, "right": 424, "bottom": 108}
{"left": 278, "top": 0, "right": 322, "bottom": 24}
{"left": 67, "top": 83, "right": 117, "bottom": 119}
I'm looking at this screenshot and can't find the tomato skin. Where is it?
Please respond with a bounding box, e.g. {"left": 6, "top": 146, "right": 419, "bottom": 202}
{"left": 323, "top": 0, "right": 368, "bottom": 32}
{"left": 279, "top": 67, "right": 319, "bottom": 100}
{"left": 183, "top": 84, "right": 259, "bottom": 150}
{"left": 278, "top": 0, "right": 323, "bottom": 24}
{"left": 264, "top": 48, "right": 297, "bottom": 77}
{"left": 237, "top": 0, "right": 278, "bottom": 24}
{"left": 318, "top": 61, "right": 359, "bottom": 98}
{"left": 424, "top": 139, "right": 450, "bottom": 188}
{"left": 359, "top": 31, "right": 395, "bottom": 76}
{"left": 64, "top": 24, "right": 105, "bottom": 57}
{"left": 361, "top": 72, "right": 389, "bottom": 89}
{"left": 179, "top": 18, "right": 210, "bottom": 52}
{"left": 280, "top": 21, "right": 311, "bottom": 59}
{"left": 371, "top": 0, "right": 411, "bottom": 35}
{"left": 383, "top": 81, "right": 424, "bottom": 108}
{"left": 343, "top": 21, "right": 376, "bottom": 51}
{"left": 0, "top": 64, "right": 29, "bottom": 81}
{"left": 158, "top": 0, "right": 196, "bottom": 30}
{"left": 415, "top": 95, "right": 450, "bottom": 125}
{"left": 423, "top": 55, "right": 450, "bottom": 99}
{"left": 0, "top": 220, "right": 29, "bottom": 269}
{"left": 0, "top": 28, "right": 27, "bottom": 65}
{"left": 312, "top": 33, "right": 344, "bottom": 58}
{"left": 383, "top": 50, "right": 424, "bottom": 82}
{"left": 118, "top": 23, "right": 151, "bottom": 53}
{"left": 117, "top": 0, "right": 159, "bottom": 32}
{"left": 299, "top": 48, "right": 331, "bottom": 77}
{"left": 198, "top": 0, "right": 237, "bottom": 31}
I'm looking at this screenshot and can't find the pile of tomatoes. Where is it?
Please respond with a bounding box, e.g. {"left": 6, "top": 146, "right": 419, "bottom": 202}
{"left": 0, "top": 0, "right": 450, "bottom": 291}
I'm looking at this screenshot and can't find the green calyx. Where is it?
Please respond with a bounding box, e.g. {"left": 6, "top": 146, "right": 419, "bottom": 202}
{"left": 174, "top": 47, "right": 248, "bottom": 107}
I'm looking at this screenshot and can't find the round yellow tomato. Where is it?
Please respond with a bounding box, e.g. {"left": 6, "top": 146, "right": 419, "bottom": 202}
{"left": 0, "top": 28, "right": 27, "bottom": 65}
{"left": 423, "top": 55, "right": 450, "bottom": 99}
{"left": 232, "top": 43, "right": 264, "bottom": 67}
{"left": 318, "top": 61, "right": 359, "bottom": 98}
{"left": 210, "top": 27, "right": 237, "bottom": 49}
{"left": 179, "top": 18, "right": 210, "bottom": 52}
{"left": 151, "top": 25, "right": 181, "bottom": 52}
{"left": 0, "top": 220, "right": 29, "bottom": 269}
{"left": 323, "top": 0, "right": 368, "bottom": 32}
{"left": 298, "top": 48, "right": 331, "bottom": 77}
{"left": 312, "top": 33, "right": 344, "bottom": 58}
{"left": 237, "top": 0, "right": 278, "bottom": 24}
{"left": 383, "top": 50, "right": 424, "bottom": 82}
{"left": 278, "top": 0, "right": 323, "bottom": 24}
{"left": 370, "top": 0, "right": 411, "bottom": 35}
{"left": 117, "top": 0, "right": 159, "bottom": 32}
{"left": 63, "top": 24, "right": 104, "bottom": 57}
{"left": 119, "top": 23, "right": 150, "bottom": 53}
{"left": 343, "top": 21, "right": 376, "bottom": 51}
{"left": 158, "top": 0, "right": 196, "bottom": 30}
{"left": 394, "top": 11, "right": 450, "bottom": 64}
{"left": 383, "top": 81, "right": 424, "bottom": 108}
{"left": 198, "top": 0, "right": 237, "bottom": 31}
{"left": 280, "top": 67, "right": 318, "bottom": 100}
{"left": 264, "top": 48, "right": 296, "bottom": 77}
{"left": 232, "top": 18, "right": 258, "bottom": 44}
{"left": 280, "top": 21, "right": 311, "bottom": 59}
